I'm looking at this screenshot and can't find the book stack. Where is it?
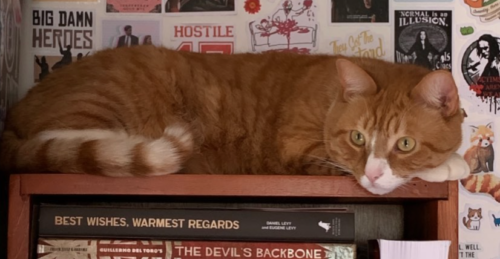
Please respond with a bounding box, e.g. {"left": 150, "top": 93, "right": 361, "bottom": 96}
{"left": 36, "top": 205, "right": 357, "bottom": 259}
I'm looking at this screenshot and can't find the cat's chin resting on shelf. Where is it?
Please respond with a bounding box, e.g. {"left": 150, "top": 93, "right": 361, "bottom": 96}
{"left": 361, "top": 153, "right": 471, "bottom": 195}
{"left": 0, "top": 45, "right": 469, "bottom": 196}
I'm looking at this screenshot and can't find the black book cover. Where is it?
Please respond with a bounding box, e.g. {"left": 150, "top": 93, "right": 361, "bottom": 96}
{"left": 38, "top": 206, "right": 355, "bottom": 242}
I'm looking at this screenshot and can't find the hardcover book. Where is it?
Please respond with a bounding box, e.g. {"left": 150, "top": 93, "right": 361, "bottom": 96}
{"left": 37, "top": 238, "right": 357, "bottom": 259}
{"left": 38, "top": 206, "right": 355, "bottom": 242}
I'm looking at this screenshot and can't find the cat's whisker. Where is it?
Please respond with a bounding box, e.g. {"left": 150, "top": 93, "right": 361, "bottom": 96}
{"left": 304, "top": 155, "right": 354, "bottom": 174}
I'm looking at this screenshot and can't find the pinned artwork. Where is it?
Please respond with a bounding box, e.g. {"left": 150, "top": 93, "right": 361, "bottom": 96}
{"left": 462, "top": 0, "right": 500, "bottom": 23}
{"left": 459, "top": 33, "right": 500, "bottom": 115}
{"left": 101, "top": 20, "right": 161, "bottom": 49}
{"left": 164, "top": 0, "right": 236, "bottom": 14}
{"left": 248, "top": 0, "right": 317, "bottom": 54}
{"left": 459, "top": 243, "right": 482, "bottom": 259}
{"left": 168, "top": 23, "right": 235, "bottom": 54}
{"left": 244, "top": 0, "right": 261, "bottom": 14}
{"left": 331, "top": 0, "right": 389, "bottom": 23}
{"left": 106, "top": 0, "right": 162, "bottom": 13}
{"left": 460, "top": 205, "right": 484, "bottom": 231}
{"left": 31, "top": 9, "right": 95, "bottom": 81}
{"left": 394, "top": 10, "right": 452, "bottom": 71}
{"left": 460, "top": 25, "right": 475, "bottom": 36}
{"left": 459, "top": 120, "right": 500, "bottom": 203}
{"left": 329, "top": 29, "right": 389, "bottom": 60}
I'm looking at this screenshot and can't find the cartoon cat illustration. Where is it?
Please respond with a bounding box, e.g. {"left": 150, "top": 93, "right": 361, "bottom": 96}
{"left": 493, "top": 214, "right": 500, "bottom": 227}
{"left": 463, "top": 123, "right": 494, "bottom": 174}
{"left": 463, "top": 208, "right": 482, "bottom": 230}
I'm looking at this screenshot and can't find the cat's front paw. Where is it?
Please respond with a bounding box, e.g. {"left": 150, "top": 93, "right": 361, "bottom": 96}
{"left": 413, "top": 153, "right": 471, "bottom": 182}
{"left": 446, "top": 153, "right": 471, "bottom": 180}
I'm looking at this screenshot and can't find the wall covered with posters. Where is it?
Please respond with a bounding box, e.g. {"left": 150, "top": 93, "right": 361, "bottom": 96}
{"left": 16, "top": 0, "right": 500, "bottom": 258}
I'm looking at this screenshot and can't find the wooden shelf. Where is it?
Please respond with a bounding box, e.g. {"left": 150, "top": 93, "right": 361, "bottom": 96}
{"left": 8, "top": 174, "right": 458, "bottom": 259}
{"left": 17, "top": 173, "right": 448, "bottom": 200}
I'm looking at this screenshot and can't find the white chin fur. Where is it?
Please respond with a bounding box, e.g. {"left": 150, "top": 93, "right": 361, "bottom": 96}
{"left": 359, "top": 175, "right": 408, "bottom": 195}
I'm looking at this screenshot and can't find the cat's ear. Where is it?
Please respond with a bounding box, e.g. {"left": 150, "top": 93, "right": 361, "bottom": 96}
{"left": 487, "top": 122, "right": 493, "bottom": 129}
{"left": 411, "top": 70, "right": 459, "bottom": 118}
{"left": 336, "top": 59, "right": 377, "bottom": 102}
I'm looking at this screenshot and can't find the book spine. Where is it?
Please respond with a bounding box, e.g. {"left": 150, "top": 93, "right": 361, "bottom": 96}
{"left": 37, "top": 238, "right": 356, "bottom": 259}
{"left": 38, "top": 206, "right": 355, "bottom": 242}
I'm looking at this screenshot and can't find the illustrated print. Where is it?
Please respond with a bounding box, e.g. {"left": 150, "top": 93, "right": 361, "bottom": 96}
{"left": 169, "top": 23, "right": 235, "bottom": 54}
{"left": 492, "top": 213, "right": 500, "bottom": 227}
{"left": 33, "top": 53, "right": 90, "bottom": 83}
{"left": 102, "top": 20, "right": 161, "bottom": 49}
{"left": 394, "top": 10, "right": 452, "bottom": 71}
{"left": 461, "top": 173, "right": 500, "bottom": 203}
{"left": 106, "top": 0, "right": 161, "bottom": 13}
{"left": 460, "top": 26, "right": 475, "bottom": 36}
{"left": 248, "top": 0, "right": 317, "bottom": 54}
{"left": 463, "top": 207, "right": 483, "bottom": 230}
{"left": 461, "top": 33, "right": 500, "bottom": 114}
{"left": 165, "top": 0, "right": 235, "bottom": 13}
{"left": 331, "top": 0, "right": 389, "bottom": 23}
{"left": 463, "top": 122, "right": 495, "bottom": 174}
{"left": 329, "top": 29, "right": 389, "bottom": 60}
{"left": 244, "top": 0, "right": 261, "bottom": 14}
{"left": 462, "top": 0, "right": 500, "bottom": 23}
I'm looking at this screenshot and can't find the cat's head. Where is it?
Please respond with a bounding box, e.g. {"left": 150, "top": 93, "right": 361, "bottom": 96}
{"left": 468, "top": 208, "right": 482, "bottom": 220}
{"left": 324, "top": 58, "right": 464, "bottom": 195}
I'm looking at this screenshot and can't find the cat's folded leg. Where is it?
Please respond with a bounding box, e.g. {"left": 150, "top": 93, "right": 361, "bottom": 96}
{"left": 412, "top": 153, "right": 471, "bottom": 182}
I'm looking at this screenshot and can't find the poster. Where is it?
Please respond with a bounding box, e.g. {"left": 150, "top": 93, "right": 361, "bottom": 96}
{"left": 31, "top": 9, "right": 94, "bottom": 82}
{"left": 248, "top": 0, "right": 317, "bottom": 54}
{"left": 459, "top": 33, "right": 500, "bottom": 115}
{"left": 169, "top": 23, "right": 235, "bottom": 54}
{"left": 331, "top": 0, "right": 389, "bottom": 23}
{"left": 462, "top": 0, "right": 500, "bottom": 23}
{"left": 329, "top": 29, "right": 390, "bottom": 61}
{"left": 394, "top": 10, "right": 452, "bottom": 71}
{"left": 164, "top": 0, "right": 235, "bottom": 14}
{"left": 106, "top": 0, "right": 162, "bottom": 13}
{"left": 101, "top": 20, "right": 161, "bottom": 49}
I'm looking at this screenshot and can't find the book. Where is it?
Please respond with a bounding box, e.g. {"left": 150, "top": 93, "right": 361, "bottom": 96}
{"left": 37, "top": 238, "right": 356, "bottom": 259}
{"left": 37, "top": 205, "right": 355, "bottom": 242}
{"left": 368, "top": 239, "right": 451, "bottom": 259}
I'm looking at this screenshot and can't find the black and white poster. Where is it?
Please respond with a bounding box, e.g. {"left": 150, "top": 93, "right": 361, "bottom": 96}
{"left": 331, "top": 0, "right": 389, "bottom": 23}
{"left": 460, "top": 33, "right": 500, "bottom": 115}
{"left": 394, "top": 10, "right": 452, "bottom": 71}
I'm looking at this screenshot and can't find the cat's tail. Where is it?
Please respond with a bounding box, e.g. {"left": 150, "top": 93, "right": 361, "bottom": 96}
{"left": 460, "top": 174, "right": 500, "bottom": 203}
{"left": 493, "top": 214, "right": 497, "bottom": 220}
{"left": 462, "top": 217, "right": 467, "bottom": 227}
{"left": 0, "top": 124, "right": 194, "bottom": 176}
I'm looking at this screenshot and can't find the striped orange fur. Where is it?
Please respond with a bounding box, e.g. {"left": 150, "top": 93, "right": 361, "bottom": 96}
{"left": 0, "top": 45, "right": 465, "bottom": 193}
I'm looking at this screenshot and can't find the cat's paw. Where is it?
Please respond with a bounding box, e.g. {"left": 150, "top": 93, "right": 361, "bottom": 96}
{"left": 413, "top": 153, "right": 470, "bottom": 182}
{"left": 446, "top": 153, "right": 471, "bottom": 180}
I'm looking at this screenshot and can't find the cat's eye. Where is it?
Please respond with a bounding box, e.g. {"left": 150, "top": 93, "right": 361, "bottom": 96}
{"left": 350, "top": 130, "right": 365, "bottom": 146}
{"left": 396, "top": 137, "right": 416, "bottom": 152}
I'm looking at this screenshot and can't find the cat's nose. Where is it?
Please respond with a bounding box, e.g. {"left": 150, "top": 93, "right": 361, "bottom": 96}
{"left": 366, "top": 169, "right": 383, "bottom": 183}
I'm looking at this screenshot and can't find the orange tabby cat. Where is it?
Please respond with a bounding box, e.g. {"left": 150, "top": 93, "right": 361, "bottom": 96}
{"left": 0, "top": 45, "right": 469, "bottom": 195}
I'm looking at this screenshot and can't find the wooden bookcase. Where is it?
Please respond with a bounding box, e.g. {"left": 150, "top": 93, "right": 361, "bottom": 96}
{"left": 7, "top": 174, "right": 458, "bottom": 259}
